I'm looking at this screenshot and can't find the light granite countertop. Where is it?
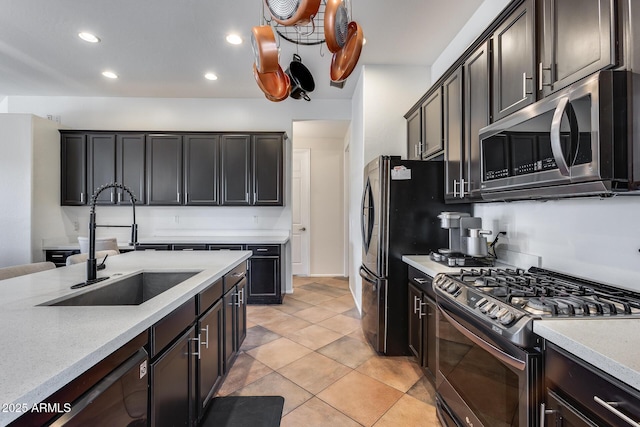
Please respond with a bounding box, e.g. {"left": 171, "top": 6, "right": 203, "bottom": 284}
{"left": 0, "top": 250, "right": 251, "bottom": 425}
{"left": 534, "top": 319, "right": 640, "bottom": 391}
{"left": 402, "top": 254, "right": 640, "bottom": 393}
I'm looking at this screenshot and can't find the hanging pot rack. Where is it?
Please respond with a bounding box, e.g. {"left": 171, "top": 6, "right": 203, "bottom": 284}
{"left": 253, "top": 0, "right": 363, "bottom": 101}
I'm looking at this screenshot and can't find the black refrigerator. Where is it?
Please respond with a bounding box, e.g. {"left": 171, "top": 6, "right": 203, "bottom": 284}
{"left": 359, "top": 156, "right": 469, "bottom": 355}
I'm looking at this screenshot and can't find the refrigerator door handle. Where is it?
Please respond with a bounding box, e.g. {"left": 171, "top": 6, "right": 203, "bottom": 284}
{"left": 359, "top": 266, "right": 378, "bottom": 290}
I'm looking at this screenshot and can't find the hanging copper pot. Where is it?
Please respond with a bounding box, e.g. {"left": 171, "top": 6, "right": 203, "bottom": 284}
{"left": 264, "top": 0, "right": 321, "bottom": 26}
{"left": 330, "top": 21, "right": 364, "bottom": 83}
{"left": 251, "top": 25, "right": 279, "bottom": 74}
{"left": 324, "top": 0, "right": 350, "bottom": 53}
{"left": 253, "top": 63, "right": 291, "bottom": 102}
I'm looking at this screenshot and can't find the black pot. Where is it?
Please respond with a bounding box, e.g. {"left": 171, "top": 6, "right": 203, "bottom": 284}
{"left": 285, "top": 54, "right": 315, "bottom": 101}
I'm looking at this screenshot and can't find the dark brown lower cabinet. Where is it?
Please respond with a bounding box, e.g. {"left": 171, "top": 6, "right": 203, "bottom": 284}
{"left": 247, "top": 245, "right": 282, "bottom": 304}
{"left": 197, "top": 300, "right": 223, "bottom": 420}
{"left": 407, "top": 267, "right": 437, "bottom": 383}
{"left": 150, "top": 326, "right": 197, "bottom": 427}
{"left": 223, "top": 286, "right": 237, "bottom": 372}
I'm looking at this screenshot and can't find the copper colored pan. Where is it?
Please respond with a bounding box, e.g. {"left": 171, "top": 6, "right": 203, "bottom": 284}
{"left": 251, "top": 26, "right": 279, "bottom": 73}
{"left": 253, "top": 63, "right": 291, "bottom": 102}
{"left": 264, "top": 0, "right": 321, "bottom": 26}
{"left": 324, "top": 0, "right": 349, "bottom": 53}
{"left": 330, "top": 21, "right": 364, "bottom": 83}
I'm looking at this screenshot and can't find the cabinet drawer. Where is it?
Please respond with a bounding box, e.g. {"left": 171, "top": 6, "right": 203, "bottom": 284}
{"left": 545, "top": 343, "right": 640, "bottom": 426}
{"left": 247, "top": 245, "right": 280, "bottom": 256}
{"left": 45, "top": 250, "right": 80, "bottom": 267}
{"left": 135, "top": 244, "right": 171, "bottom": 251}
{"left": 173, "top": 244, "right": 208, "bottom": 251}
{"left": 150, "top": 298, "right": 196, "bottom": 358}
{"left": 207, "top": 245, "right": 244, "bottom": 251}
{"left": 198, "top": 278, "right": 223, "bottom": 314}
{"left": 224, "top": 262, "right": 247, "bottom": 292}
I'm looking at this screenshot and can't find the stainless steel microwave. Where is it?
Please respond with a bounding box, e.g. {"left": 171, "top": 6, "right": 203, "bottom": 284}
{"left": 479, "top": 71, "right": 638, "bottom": 201}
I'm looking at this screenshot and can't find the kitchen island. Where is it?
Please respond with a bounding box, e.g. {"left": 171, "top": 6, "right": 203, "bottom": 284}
{"left": 0, "top": 250, "right": 251, "bottom": 426}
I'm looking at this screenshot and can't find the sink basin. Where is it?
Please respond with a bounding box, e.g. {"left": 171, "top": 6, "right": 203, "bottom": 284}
{"left": 42, "top": 272, "right": 200, "bottom": 306}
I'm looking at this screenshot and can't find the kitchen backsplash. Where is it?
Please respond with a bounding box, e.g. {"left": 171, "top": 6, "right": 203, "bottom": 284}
{"left": 62, "top": 205, "right": 291, "bottom": 242}
{"left": 475, "top": 196, "right": 640, "bottom": 292}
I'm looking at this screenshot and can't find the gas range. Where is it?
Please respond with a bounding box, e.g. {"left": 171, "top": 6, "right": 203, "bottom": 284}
{"left": 434, "top": 267, "right": 640, "bottom": 348}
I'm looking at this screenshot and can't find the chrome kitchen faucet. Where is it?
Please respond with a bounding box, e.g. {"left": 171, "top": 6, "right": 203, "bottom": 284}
{"left": 72, "top": 183, "right": 138, "bottom": 289}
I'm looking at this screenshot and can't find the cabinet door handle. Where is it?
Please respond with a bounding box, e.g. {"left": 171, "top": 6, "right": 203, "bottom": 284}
{"left": 522, "top": 72, "right": 533, "bottom": 98}
{"left": 80, "top": 192, "right": 85, "bottom": 204}
{"left": 453, "top": 180, "right": 459, "bottom": 197}
{"left": 117, "top": 192, "right": 122, "bottom": 203}
{"left": 177, "top": 192, "right": 180, "bottom": 202}
{"left": 232, "top": 272, "right": 246, "bottom": 278}
{"left": 190, "top": 336, "right": 201, "bottom": 360}
{"left": 413, "top": 296, "right": 419, "bottom": 314}
{"left": 414, "top": 143, "right": 419, "bottom": 158}
{"left": 539, "top": 403, "right": 556, "bottom": 427}
{"left": 413, "top": 277, "right": 428, "bottom": 284}
{"left": 538, "top": 62, "right": 552, "bottom": 91}
{"left": 419, "top": 301, "right": 427, "bottom": 319}
{"left": 256, "top": 248, "right": 268, "bottom": 252}
{"left": 200, "top": 325, "right": 209, "bottom": 349}
{"left": 240, "top": 288, "right": 244, "bottom": 305}
{"left": 51, "top": 254, "right": 64, "bottom": 258}
{"left": 110, "top": 191, "right": 114, "bottom": 203}
{"left": 459, "top": 179, "right": 466, "bottom": 198}
{"left": 594, "top": 396, "right": 640, "bottom": 427}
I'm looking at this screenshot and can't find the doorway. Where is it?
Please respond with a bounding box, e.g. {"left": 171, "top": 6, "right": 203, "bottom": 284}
{"left": 291, "top": 120, "right": 350, "bottom": 277}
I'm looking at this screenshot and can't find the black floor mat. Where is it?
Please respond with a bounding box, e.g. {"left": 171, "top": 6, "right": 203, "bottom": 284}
{"left": 200, "top": 396, "right": 284, "bottom": 427}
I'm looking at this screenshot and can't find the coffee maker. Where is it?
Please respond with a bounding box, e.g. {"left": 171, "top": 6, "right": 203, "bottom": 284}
{"left": 436, "top": 212, "right": 492, "bottom": 257}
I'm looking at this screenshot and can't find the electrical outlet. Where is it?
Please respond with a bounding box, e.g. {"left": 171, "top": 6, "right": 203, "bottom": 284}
{"left": 73, "top": 221, "right": 79, "bottom": 232}
{"left": 253, "top": 216, "right": 259, "bottom": 224}
{"left": 174, "top": 215, "right": 180, "bottom": 224}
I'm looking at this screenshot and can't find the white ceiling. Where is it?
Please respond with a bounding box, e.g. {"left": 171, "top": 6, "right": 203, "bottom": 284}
{"left": 0, "top": 0, "right": 484, "bottom": 101}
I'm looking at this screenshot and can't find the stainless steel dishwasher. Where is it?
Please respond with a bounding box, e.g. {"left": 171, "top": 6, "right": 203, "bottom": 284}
{"left": 50, "top": 348, "right": 148, "bottom": 426}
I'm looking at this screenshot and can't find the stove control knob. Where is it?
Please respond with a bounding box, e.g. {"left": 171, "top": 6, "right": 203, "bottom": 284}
{"left": 446, "top": 282, "right": 459, "bottom": 294}
{"left": 488, "top": 305, "right": 501, "bottom": 318}
{"left": 475, "top": 298, "right": 488, "bottom": 308}
{"left": 498, "top": 310, "right": 516, "bottom": 325}
{"left": 480, "top": 302, "right": 494, "bottom": 314}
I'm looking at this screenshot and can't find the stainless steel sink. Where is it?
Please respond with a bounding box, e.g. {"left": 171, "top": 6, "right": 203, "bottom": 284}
{"left": 42, "top": 272, "right": 200, "bottom": 306}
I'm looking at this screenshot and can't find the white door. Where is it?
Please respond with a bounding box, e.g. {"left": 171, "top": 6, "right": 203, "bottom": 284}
{"left": 292, "top": 149, "right": 310, "bottom": 275}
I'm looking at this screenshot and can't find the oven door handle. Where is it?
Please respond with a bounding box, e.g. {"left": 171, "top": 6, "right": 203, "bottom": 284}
{"left": 439, "top": 307, "right": 526, "bottom": 372}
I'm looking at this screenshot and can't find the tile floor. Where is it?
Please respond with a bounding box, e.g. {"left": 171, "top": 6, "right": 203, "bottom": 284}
{"left": 216, "top": 276, "right": 441, "bottom": 426}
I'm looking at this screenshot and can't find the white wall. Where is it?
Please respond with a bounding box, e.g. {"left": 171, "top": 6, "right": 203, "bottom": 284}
{"left": 3, "top": 96, "right": 351, "bottom": 292}
{"left": 430, "top": 0, "right": 511, "bottom": 84}
{"left": 0, "top": 115, "right": 32, "bottom": 266}
{"left": 0, "top": 114, "right": 66, "bottom": 267}
{"left": 292, "top": 135, "right": 345, "bottom": 276}
{"left": 362, "top": 65, "right": 431, "bottom": 163}
{"left": 0, "top": 96, "right": 7, "bottom": 113}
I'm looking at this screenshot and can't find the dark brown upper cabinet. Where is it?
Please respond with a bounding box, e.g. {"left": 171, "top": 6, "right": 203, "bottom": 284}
{"left": 252, "top": 134, "right": 283, "bottom": 206}
{"left": 443, "top": 67, "right": 464, "bottom": 201}
{"left": 116, "top": 134, "right": 146, "bottom": 205}
{"left": 406, "top": 107, "right": 422, "bottom": 160}
{"left": 539, "top": 0, "right": 616, "bottom": 96}
{"left": 88, "top": 134, "right": 117, "bottom": 204}
{"left": 60, "top": 134, "right": 87, "bottom": 205}
{"left": 184, "top": 134, "right": 220, "bottom": 206}
{"left": 422, "top": 88, "right": 444, "bottom": 159}
{"left": 220, "top": 133, "right": 284, "bottom": 206}
{"left": 220, "top": 134, "right": 252, "bottom": 206}
{"left": 463, "top": 41, "right": 490, "bottom": 201}
{"left": 492, "top": 0, "right": 535, "bottom": 121}
{"left": 146, "top": 134, "right": 183, "bottom": 205}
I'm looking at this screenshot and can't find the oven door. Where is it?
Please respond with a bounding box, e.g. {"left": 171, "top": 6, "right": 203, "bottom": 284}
{"left": 436, "top": 298, "right": 541, "bottom": 427}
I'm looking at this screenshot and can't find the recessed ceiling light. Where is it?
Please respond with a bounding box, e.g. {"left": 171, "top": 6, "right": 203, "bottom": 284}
{"left": 78, "top": 32, "right": 101, "bottom": 43}
{"left": 226, "top": 34, "right": 243, "bottom": 45}
{"left": 204, "top": 72, "right": 218, "bottom": 81}
{"left": 102, "top": 71, "right": 118, "bottom": 79}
